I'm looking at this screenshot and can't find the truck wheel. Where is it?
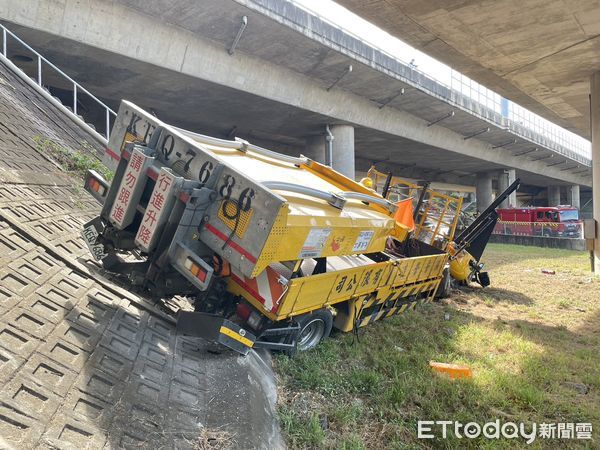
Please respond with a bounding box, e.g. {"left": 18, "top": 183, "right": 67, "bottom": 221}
{"left": 435, "top": 267, "right": 452, "bottom": 299}
{"left": 295, "top": 310, "right": 333, "bottom": 351}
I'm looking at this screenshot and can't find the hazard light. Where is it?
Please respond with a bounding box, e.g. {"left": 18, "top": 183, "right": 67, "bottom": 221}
{"left": 84, "top": 170, "right": 109, "bottom": 204}
{"left": 184, "top": 257, "right": 207, "bottom": 283}
{"left": 88, "top": 178, "right": 106, "bottom": 196}
{"left": 171, "top": 243, "right": 214, "bottom": 291}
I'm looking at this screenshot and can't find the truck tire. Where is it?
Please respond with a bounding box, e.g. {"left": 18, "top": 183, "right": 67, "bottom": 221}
{"left": 295, "top": 309, "right": 333, "bottom": 351}
{"left": 435, "top": 267, "right": 452, "bottom": 299}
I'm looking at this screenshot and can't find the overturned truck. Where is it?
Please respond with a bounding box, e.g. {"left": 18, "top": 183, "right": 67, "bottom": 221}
{"left": 83, "top": 101, "right": 497, "bottom": 355}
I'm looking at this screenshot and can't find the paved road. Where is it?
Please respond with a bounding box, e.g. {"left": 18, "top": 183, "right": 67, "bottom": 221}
{"left": 0, "top": 60, "right": 282, "bottom": 449}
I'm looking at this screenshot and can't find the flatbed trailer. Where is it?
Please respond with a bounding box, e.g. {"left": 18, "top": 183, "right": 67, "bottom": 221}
{"left": 83, "top": 101, "right": 456, "bottom": 354}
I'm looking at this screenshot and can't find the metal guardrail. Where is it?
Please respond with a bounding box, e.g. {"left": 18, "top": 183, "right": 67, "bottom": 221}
{"left": 275, "top": 0, "right": 592, "bottom": 166}
{"left": 0, "top": 23, "right": 116, "bottom": 140}
{"left": 493, "top": 221, "right": 584, "bottom": 239}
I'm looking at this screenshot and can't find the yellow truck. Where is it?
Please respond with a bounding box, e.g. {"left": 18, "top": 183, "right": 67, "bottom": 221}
{"left": 83, "top": 101, "right": 466, "bottom": 354}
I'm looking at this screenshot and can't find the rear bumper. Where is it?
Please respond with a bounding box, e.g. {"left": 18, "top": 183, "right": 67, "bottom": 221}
{"left": 177, "top": 311, "right": 256, "bottom": 355}
{"left": 176, "top": 311, "right": 300, "bottom": 354}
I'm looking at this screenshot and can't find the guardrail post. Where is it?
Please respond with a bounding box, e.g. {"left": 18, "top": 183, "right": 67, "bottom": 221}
{"left": 105, "top": 109, "right": 110, "bottom": 140}
{"left": 37, "top": 55, "right": 42, "bottom": 85}
{"left": 73, "top": 84, "right": 77, "bottom": 115}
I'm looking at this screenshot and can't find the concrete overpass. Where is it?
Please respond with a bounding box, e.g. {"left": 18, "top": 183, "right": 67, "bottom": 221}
{"left": 0, "top": 0, "right": 592, "bottom": 212}
{"left": 335, "top": 0, "right": 599, "bottom": 140}
{"left": 334, "top": 0, "right": 600, "bottom": 269}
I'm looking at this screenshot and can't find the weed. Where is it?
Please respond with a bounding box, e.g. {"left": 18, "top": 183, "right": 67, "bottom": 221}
{"left": 557, "top": 299, "right": 570, "bottom": 309}
{"left": 33, "top": 136, "right": 113, "bottom": 181}
{"left": 330, "top": 401, "right": 363, "bottom": 426}
{"left": 338, "top": 434, "right": 365, "bottom": 450}
{"left": 279, "top": 406, "right": 326, "bottom": 448}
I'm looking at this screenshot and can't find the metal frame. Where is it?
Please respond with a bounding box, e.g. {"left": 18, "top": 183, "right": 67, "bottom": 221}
{"left": 327, "top": 64, "right": 353, "bottom": 91}
{"left": 1, "top": 23, "right": 116, "bottom": 140}
{"left": 262, "top": 181, "right": 346, "bottom": 209}
{"left": 228, "top": 15, "right": 248, "bottom": 55}
{"left": 367, "top": 166, "right": 463, "bottom": 247}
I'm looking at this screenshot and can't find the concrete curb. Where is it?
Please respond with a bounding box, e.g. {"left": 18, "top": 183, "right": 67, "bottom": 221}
{"left": 490, "top": 234, "right": 586, "bottom": 251}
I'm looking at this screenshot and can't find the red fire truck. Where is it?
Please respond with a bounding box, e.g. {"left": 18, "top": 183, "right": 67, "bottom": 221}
{"left": 494, "top": 206, "right": 582, "bottom": 238}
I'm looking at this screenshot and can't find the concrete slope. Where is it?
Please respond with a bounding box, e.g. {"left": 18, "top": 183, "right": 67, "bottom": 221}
{"left": 0, "top": 60, "right": 282, "bottom": 449}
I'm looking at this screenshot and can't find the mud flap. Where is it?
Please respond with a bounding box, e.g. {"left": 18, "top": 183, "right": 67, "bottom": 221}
{"left": 176, "top": 311, "right": 256, "bottom": 355}
{"left": 475, "top": 271, "right": 490, "bottom": 287}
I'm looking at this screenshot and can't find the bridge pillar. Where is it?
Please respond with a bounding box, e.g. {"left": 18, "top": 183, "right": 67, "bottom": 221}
{"left": 304, "top": 135, "right": 326, "bottom": 164}
{"left": 506, "top": 169, "right": 517, "bottom": 207}
{"left": 569, "top": 185, "right": 581, "bottom": 209}
{"left": 591, "top": 72, "right": 600, "bottom": 274}
{"left": 330, "top": 124, "right": 355, "bottom": 179}
{"left": 548, "top": 185, "right": 561, "bottom": 206}
{"left": 497, "top": 169, "right": 517, "bottom": 208}
{"left": 497, "top": 170, "right": 508, "bottom": 208}
{"left": 475, "top": 172, "right": 493, "bottom": 213}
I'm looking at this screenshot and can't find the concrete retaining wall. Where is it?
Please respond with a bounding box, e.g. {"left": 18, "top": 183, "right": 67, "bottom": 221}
{"left": 490, "top": 234, "right": 587, "bottom": 251}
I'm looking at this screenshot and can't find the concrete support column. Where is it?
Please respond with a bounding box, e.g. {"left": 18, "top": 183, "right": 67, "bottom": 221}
{"left": 548, "top": 185, "right": 561, "bottom": 206}
{"left": 569, "top": 185, "right": 581, "bottom": 209}
{"left": 497, "top": 169, "right": 516, "bottom": 208}
{"left": 590, "top": 72, "right": 600, "bottom": 274}
{"left": 476, "top": 172, "right": 493, "bottom": 213}
{"left": 330, "top": 124, "right": 355, "bottom": 179}
{"left": 506, "top": 169, "right": 517, "bottom": 207}
{"left": 304, "top": 135, "right": 326, "bottom": 164}
{"left": 497, "top": 170, "right": 509, "bottom": 208}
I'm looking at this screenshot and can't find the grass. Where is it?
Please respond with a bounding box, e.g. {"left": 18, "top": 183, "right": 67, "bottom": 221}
{"left": 274, "top": 244, "right": 600, "bottom": 449}
{"left": 33, "top": 136, "right": 113, "bottom": 181}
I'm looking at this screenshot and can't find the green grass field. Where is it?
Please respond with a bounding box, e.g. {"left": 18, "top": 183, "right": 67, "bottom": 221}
{"left": 274, "top": 244, "right": 600, "bottom": 449}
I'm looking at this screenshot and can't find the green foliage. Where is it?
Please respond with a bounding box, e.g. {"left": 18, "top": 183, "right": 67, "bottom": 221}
{"left": 33, "top": 136, "right": 113, "bottom": 181}
{"left": 279, "top": 407, "right": 326, "bottom": 449}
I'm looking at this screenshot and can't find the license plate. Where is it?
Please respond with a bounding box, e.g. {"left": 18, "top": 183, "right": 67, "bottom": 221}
{"left": 82, "top": 222, "right": 107, "bottom": 261}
